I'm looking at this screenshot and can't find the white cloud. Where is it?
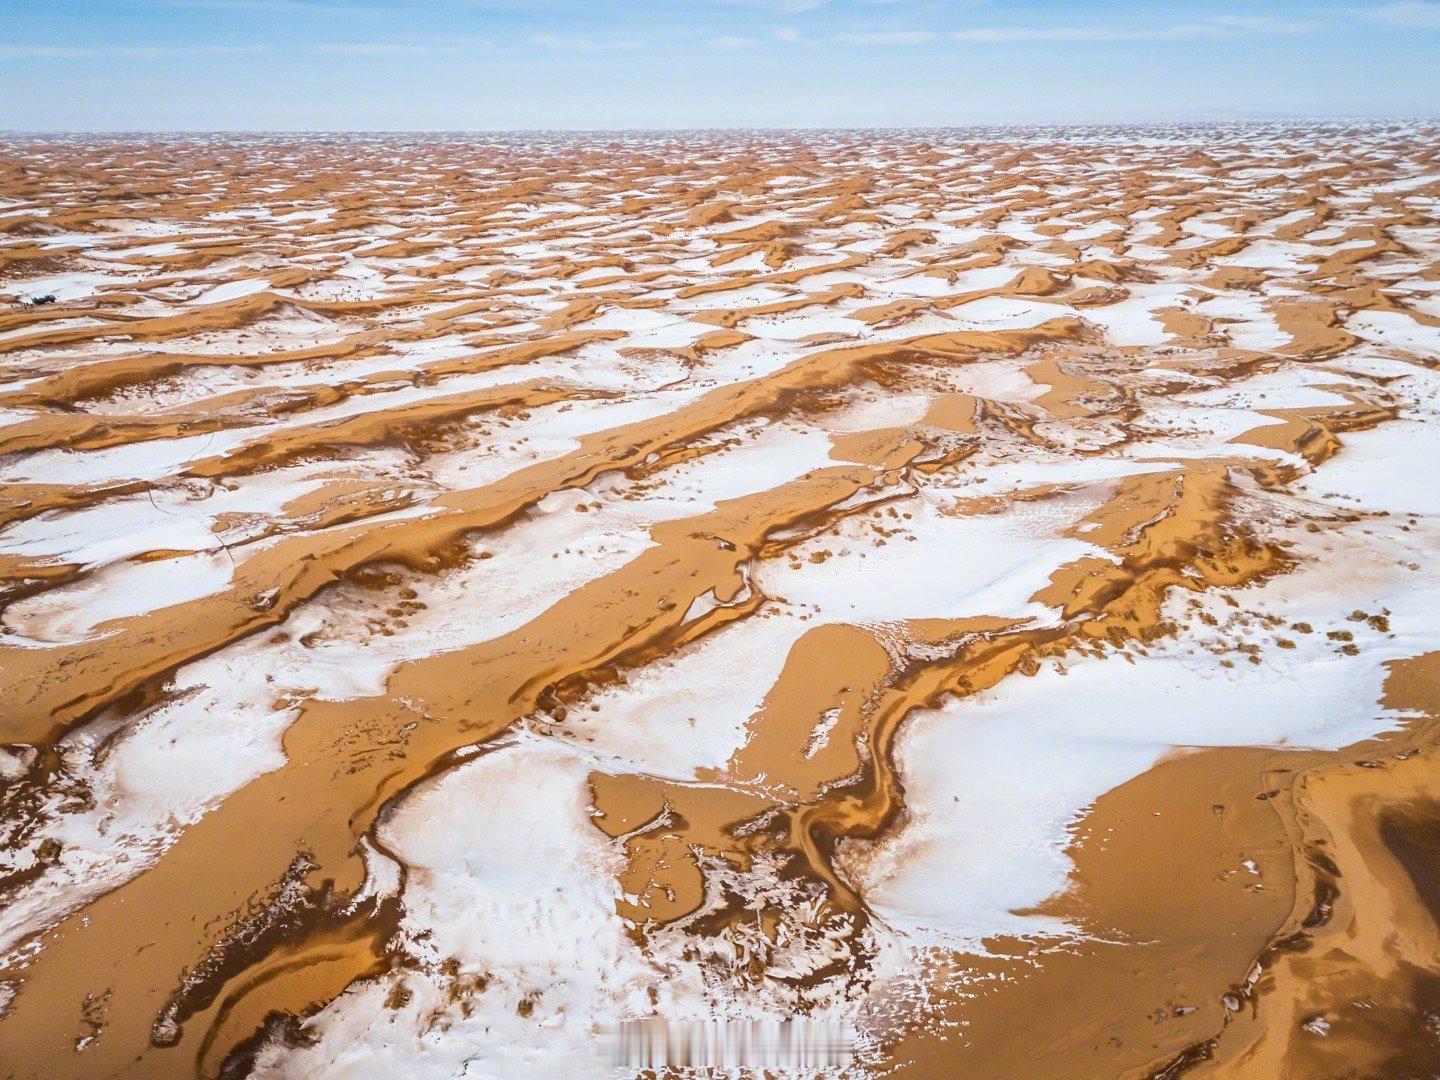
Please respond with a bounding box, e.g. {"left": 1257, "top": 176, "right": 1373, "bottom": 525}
{"left": 152, "top": 0, "right": 363, "bottom": 11}
{"left": 1207, "top": 14, "right": 1323, "bottom": 33}
{"left": 530, "top": 35, "right": 644, "bottom": 52}
{"left": 0, "top": 43, "right": 269, "bottom": 60}
{"left": 0, "top": 45, "right": 96, "bottom": 59}
{"left": 1361, "top": 1, "right": 1440, "bottom": 27}
{"left": 950, "top": 25, "right": 1218, "bottom": 42}
{"left": 833, "top": 30, "right": 937, "bottom": 44}
{"left": 773, "top": 27, "right": 805, "bottom": 43}
{"left": 709, "top": 35, "right": 758, "bottom": 49}
{"left": 119, "top": 43, "right": 269, "bottom": 57}
{"left": 714, "top": 0, "right": 832, "bottom": 11}
{"left": 314, "top": 43, "right": 430, "bottom": 55}
{"left": 950, "top": 15, "right": 1322, "bottom": 44}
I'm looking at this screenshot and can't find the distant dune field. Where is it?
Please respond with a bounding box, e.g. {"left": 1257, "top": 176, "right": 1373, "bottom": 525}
{"left": 1, "top": 124, "right": 1439, "bottom": 1078}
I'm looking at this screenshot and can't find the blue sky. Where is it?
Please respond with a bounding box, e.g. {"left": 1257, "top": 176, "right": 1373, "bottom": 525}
{"left": 2, "top": 0, "right": 1438, "bottom": 130}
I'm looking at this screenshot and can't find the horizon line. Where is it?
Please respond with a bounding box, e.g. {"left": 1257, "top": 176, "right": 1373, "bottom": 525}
{"left": 4, "top": 114, "right": 1439, "bottom": 138}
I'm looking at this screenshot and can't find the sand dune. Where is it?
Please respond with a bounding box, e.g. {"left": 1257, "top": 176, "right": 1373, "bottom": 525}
{"left": 1, "top": 123, "right": 1439, "bottom": 1077}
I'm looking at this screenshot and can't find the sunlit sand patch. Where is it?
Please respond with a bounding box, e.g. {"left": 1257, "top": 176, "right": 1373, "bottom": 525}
{"left": 856, "top": 515, "right": 1440, "bottom": 949}
{"left": 3, "top": 547, "right": 237, "bottom": 643}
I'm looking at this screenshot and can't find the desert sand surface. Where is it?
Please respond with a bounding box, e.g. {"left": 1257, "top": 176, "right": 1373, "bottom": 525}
{"left": 1, "top": 123, "right": 1439, "bottom": 1078}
